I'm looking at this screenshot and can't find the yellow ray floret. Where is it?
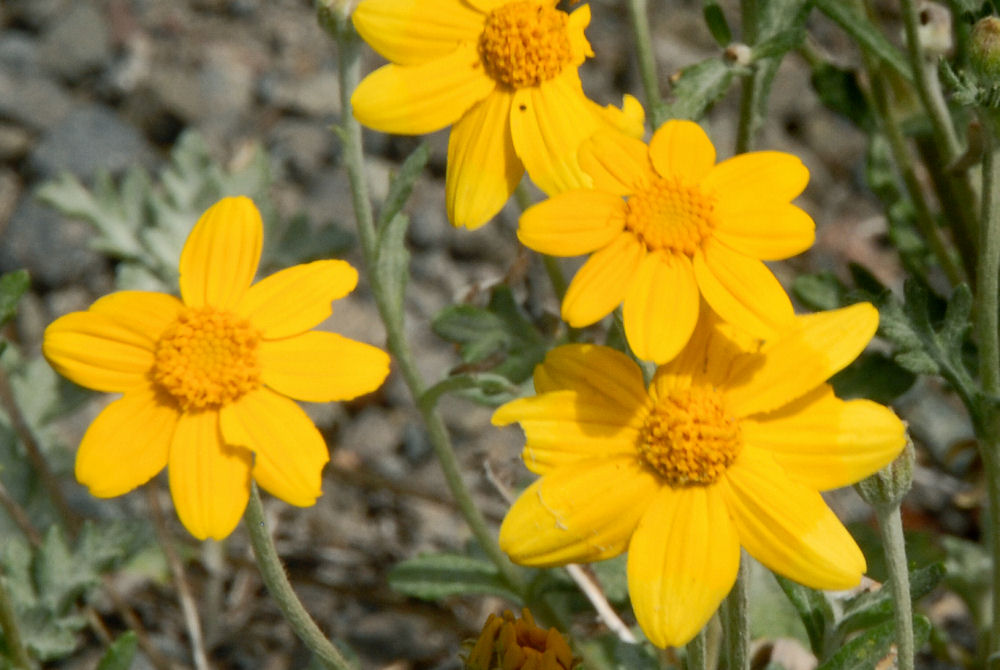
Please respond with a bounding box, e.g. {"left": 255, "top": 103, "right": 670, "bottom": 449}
{"left": 43, "top": 196, "right": 391, "bottom": 540}
{"left": 494, "top": 303, "right": 905, "bottom": 648}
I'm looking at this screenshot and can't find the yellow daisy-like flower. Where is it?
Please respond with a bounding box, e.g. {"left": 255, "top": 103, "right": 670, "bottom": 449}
{"left": 494, "top": 303, "right": 905, "bottom": 647}
{"left": 518, "top": 120, "right": 816, "bottom": 363}
{"left": 350, "top": 0, "right": 643, "bottom": 230}
{"left": 43, "top": 197, "right": 391, "bottom": 540}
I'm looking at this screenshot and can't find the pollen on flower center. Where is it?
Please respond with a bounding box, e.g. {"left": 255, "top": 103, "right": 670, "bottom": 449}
{"left": 152, "top": 306, "right": 261, "bottom": 410}
{"left": 637, "top": 386, "right": 742, "bottom": 487}
{"left": 625, "top": 176, "right": 716, "bottom": 254}
{"left": 478, "top": 1, "right": 573, "bottom": 88}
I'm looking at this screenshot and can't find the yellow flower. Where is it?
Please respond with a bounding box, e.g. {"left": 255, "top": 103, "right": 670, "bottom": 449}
{"left": 493, "top": 303, "right": 905, "bottom": 648}
{"left": 43, "top": 197, "right": 391, "bottom": 540}
{"left": 518, "top": 120, "right": 816, "bottom": 363}
{"left": 464, "top": 608, "right": 576, "bottom": 670}
{"left": 350, "top": 0, "right": 643, "bottom": 230}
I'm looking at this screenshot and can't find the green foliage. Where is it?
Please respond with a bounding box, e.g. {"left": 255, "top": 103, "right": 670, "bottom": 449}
{"left": 811, "top": 0, "right": 912, "bottom": 82}
{"left": 0, "top": 523, "right": 152, "bottom": 662}
{"left": 810, "top": 63, "right": 872, "bottom": 128}
{"left": 376, "top": 143, "right": 430, "bottom": 229}
{"left": 388, "top": 553, "right": 522, "bottom": 603}
{"left": 774, "top": 575, "right": 831, "bottom": 654}
{"left": 36, "top": 130, "right": 348, "bottom": 291}
{"left": 816, "top": 615, "right": 931, "bottom": 670}
{"left": 96, "top": 632, "right": 138, "bottom": 670}
{"left": 702, "top": 1, "right": 732, "bottom": 46}
{"left": 830, "top": 351, "right": 917, "bottom": 404}
{"left": 431, "top": 285, "right": 548, "bottom": 404}
{"left": 663, "top": 58, "right": 737, "bottom": 121}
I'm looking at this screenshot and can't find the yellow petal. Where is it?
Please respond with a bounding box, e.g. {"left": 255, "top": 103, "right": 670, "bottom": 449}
{"left": 238, "top": 260, "right": 358, "bottom": 339}
{"left": 168, "top": 411, "right": 252, "bottom": 541}
{"left": 627, "top": 485, "right": 740, "bottom": 648}
{"left": 351, "top": 0, "right": 483, "bottom": 66}
{"left": 624, "top": 251, "right": 699, "bottom": 364}
{"left": 43, "top": 311, "right": 154, "bottom": 393}
{"left": 446, "top": 88, "right": 522, "bottom": 229}
{"left": 528, "top": 343, "right": 648, "bottom": 407}
{"left": 578, "top": 129, "right": 653, "bottom": 196}
{"left": 588, "top": 94, "right": 646, "bottom": 140}
{"left": 566, "top": 4, "right": 594, "bottom": 62}
{"left": 259, "top": 331, "right": 390, "bottom": 402}
{"left": 179, "top": 197, "right": 262, "bottom": 310}
{"left": 693, "top": 238, "right": 794, "bottom": 338}
{"left": 90, "top": 291, "right": 185, "bottom": 342}
{"left": 658, "top": 306, "right": 761, "bottom": 389}
{"left": 517, "top": 191, "right": 626, "bottom": 256}
{"left": 499, "top": 457, "right": 659, "bottom": 566}
{"left": 725, "top": 302, "right": 879, "bottom": 417}
{"left": 492, "top": 390, "right": 642, "bottom": 474}
{"left": 510, "top": 69, "right": 600, "bottom": 195}
{"left": 351, "top": 45, "right": 495, "bottom": 135}
{"left": 722, "top": 447, "right": 866, "bottom": 590}
{"left": 713, "top": 203, "right": 815, "bottom": 260}
{"left": 703, "top": 151, "right": 809, "bottom": 205}
{"left": 75, "top": 384, "right": 176, "bottom": 497}
{"left": 743, "top": 384, "right": 905, "bottom": 490}
{"left": 562, "top": 233, "right": 643, "bottom": 327}
{"left": 220, "top": 388, "right": 329, "bottom": 507}
{"left": 648, "top": 120, "right": 716, "bottom": 182}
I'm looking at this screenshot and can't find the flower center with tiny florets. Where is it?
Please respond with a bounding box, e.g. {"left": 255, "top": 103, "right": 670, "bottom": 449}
{"left": 152, "top": 307, "right": 261, "bottom": 411}
{"left": 478, "top": 1, "right": 573, "bottom": 88}
{"left": 638, "top": 386, "right": 742, "bottom": 487}
{"left": 625, "top": 176, "right": 716, "bottom": 254}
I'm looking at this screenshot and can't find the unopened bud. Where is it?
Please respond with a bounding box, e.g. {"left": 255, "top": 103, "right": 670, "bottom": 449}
{"left": 917, "top": 2, "right": 953, "bottom": 57}
{"left": 316, "top": 0, "right": 353, "bottom": 38}
{"left": 855, "top": 437, "right": 915, "bottom": 509}
{"left": 971, "top": 16, "right": 1000, "bottom": 80}
{"left": 724, "top": 43, "right": 752, "bottom": 67}
{"left": 463, "top": 609, "right": 578, "bottom": 670}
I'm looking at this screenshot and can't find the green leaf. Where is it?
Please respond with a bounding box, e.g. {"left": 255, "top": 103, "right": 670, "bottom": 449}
{"left": 420, "top": 373, "right": 522, "bottom": 411}
{"left": 96, "top": 632, "right": 138, "bottom": 670}
{"left": 0, "top": 270, "right": 29, "bottom": 331}
{"left": 817, "top": 614, "right": 931, "bottom": 670}
{"left": 751, "top": 28, "right": 807, "bottom": 62}
{"left": 663, "top": 58, "right": 736, "bottom": 121}
{"left": 774, "top": 574, "right": 831, "bottom": 654}
{"left": 377, "top": 143, "right": 430, "bottom": 229}
{"left": 837, "top": 563, "right": 945, "bottom": 636}
{"left": 33, "top": 527, "right": 97, "bottom": 614}
{"left": 589, "top": 555, "right": 628, "bottom": 604}
{"left": 702, "top": 1, "right": 732, "bottom": 46}
{"left": 375, "top": 212, "right": 411, "bottom": 333}
{"left": 812, "top": 0, "right": 913, "bottom": 82}
{"left": 388, "top": 553, "right": 521, "bottom": 603}
{"left": 830, "top": 351, "right": 917, "bottom": 403}
{"left": 792, "top": 272, "right": 849, "bottom": 312}
{"left": 811, "top": 63, "right": 871, "bottom": 127}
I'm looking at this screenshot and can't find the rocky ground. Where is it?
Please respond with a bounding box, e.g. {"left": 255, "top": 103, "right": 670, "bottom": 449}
{"left": 0, "top": 0, "right": 982, "bottom": 668}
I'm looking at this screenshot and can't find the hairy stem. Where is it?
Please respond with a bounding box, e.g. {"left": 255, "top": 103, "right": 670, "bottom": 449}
{"left": 722, "top": 556, "right": 749, "bottom": 670}
{"left": 330, "top": 12, "right": 527, "bottom": 595}
{"left": 244, "top": 486, "right": 356, "bottom": 670}
{"left": 626, "top": 0, "right": 667, "bottom": 127}
{"left": 875, "top": 503, "right": 915, "bottom": 670}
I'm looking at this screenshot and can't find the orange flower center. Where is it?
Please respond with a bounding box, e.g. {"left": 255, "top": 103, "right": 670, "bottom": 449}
{"left": 625, "top": 176, "right": 716, "bottom": 254}
{"left": 638, "top": 386, "right": 741, "bottom": 487}
{"left": 152, "top": 307, "right": 261, "bottom": 410}
{"left": 465, "top": 608, "right": 576, "bottom": 670}
{"left": 478, "top": 1, "right": 573, "bottom": 88}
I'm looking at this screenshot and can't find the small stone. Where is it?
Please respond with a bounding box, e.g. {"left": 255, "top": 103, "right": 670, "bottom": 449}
{"left": 0, "top": 198, "right": 106, "bottom": 290}
{"left": 0, "top": 31, "right": 41, "bottom": 75}
{"left": 39, "top": 2, "right": 113, "bottom": 80}
{"left": 0, "top": 69, "right": 73, "bottom": 131}
{"left": 259, "top": 71, "right": 341, "bottom": 118}
{"left": 268, "top": 118, "right": 333, "bottom": 178}
{"left": 0, "top": 123, "right": 32, "bottom": 161}
{"left": 28, "top": 104, "right": 157, "bottom": 180}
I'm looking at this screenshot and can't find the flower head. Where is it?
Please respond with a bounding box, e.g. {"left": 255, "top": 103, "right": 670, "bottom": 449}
{"left": 518, "top": 120, "right": 815, "bottom": 363}
{"left": 350, "top": 0, "right": 643, "bottom": 229}
{"left": 493, "top": 303, "right": 905, "bottom": 647}
{"left": 43, "top": 197, "right": 391, "bottom": 540}
{"left": 464, "top": 608, "right": 576, "bottom": 670}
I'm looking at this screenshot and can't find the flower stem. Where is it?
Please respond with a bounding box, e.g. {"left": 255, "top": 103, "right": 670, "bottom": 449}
{"left": 874, "top": 502, "right": 914, "bottom": 670}
{"left": 626, "top": 0, "right": 667, "bottom": 128}
{"left": 0, "top": 565, "right": 32, "bottom": 670}
{"left": 722, "top": 555, "right": 749, "bottom": 670}
{"left": 244, "top": 486, "right": 356, "bottom": 670}
{"left": 685, "top": 627, "right": 707, "bottom": 670}
{"left": 328, "top": 11, "right": 527, "bottom": 595}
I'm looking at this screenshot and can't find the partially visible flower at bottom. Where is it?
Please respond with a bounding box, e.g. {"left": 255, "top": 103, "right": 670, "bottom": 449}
{"left": 43, "top": 196, "right": 391, "bottom": 540}
{"left": 493, "top": 303, "right": 906, "bottom": 647}
{"left": 463, "top": 608, "right": 577, "bottom": 670}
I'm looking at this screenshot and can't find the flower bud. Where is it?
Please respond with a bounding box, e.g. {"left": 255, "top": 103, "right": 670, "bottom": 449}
{"left": 917, "top": 2, "right": 953, "bottom": 57}
{"left": 971, "top": 16, "right": 1000, "bottom": 80}
{"left": 855, "top": 436, "right": 915, "bottom": 509}
{"left": 463, "top": 609, "right": 577, "bottom": 670}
